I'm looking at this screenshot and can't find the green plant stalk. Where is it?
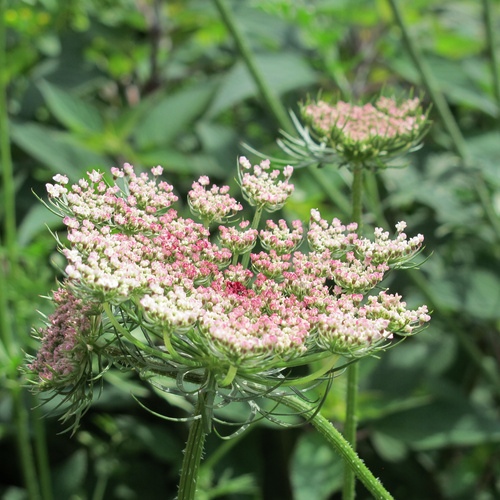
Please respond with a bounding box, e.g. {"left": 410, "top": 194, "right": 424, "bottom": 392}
{"left": 33, "top": 405, "right": 54, "bottom": 500}
{"left": 0, "top": 0, "right": 16, "bottom": 262}
{"left": 277, "top": 394, "right": 394, "bottom": 500}
{"left": 177, "top": 394, "right": 208, "bottom": 500}
{"left": 386, "top": 0, "right": 500, "bottom": 392}
{"left": 0, "top": 2, "right": 46, "bottom": 498}
{"left": 386, "top": 0, "right": 500, "bottom": 240}
{"left": 385, "top": 0, "right": 466, "bottom": 159}
{"left": 309, "top": 166, "right": 351, "bottom": 219}
{"left": 240, "top": 204, "right": 263, "bottom": 269}
{"left": 482, "top": 0, "right": 500, "bottom": 115}
{"left": 342, "top": 164, "right": 364, "bottom": 500}
{"left": 10, "top": 384, "right": 42, "bottom": 500}
{"left": 212, "top": 0, "right": 295, "bottom": 136}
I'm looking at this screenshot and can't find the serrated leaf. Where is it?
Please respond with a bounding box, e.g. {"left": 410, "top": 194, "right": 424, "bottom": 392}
{"left": 38, "top": 80, "right": 104, "bottom": 134}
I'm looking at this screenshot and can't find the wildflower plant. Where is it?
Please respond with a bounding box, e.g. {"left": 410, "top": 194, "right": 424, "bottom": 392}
{"left": 27, "top": 156, "right": 430, "bottom": 500}
{"left": 268, "top": 94, "right": 430, "bottom": 171}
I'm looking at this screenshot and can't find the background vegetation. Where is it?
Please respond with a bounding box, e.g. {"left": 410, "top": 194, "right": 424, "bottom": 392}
{"left": 1, "top": 0, "right": 500, "bottom": 499}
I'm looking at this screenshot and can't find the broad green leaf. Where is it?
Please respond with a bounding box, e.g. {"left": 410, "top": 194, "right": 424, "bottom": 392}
{"left": 371, "top": 432, "right": 409, "bottom": 462}
{"left": 390, "top": 56, "right": 498, "bottom": 115}
{"left": 205, "top": 52, "right": 318, "bottom": 118}
{"left": 17, "top": 204, "right": 63, "bottom": 247}
{"left": 466, "top": 132, "right": 500, "bottom": 186}
{"left": 136, "top": 149, "right": 226, "bottom": 177}
{"left": 38, "top": 80, "right": 104, "bottom": 134}
{"left": 2, "top": 487, "right": 27, "bottom": 500}
{"left": 11, "top": 122, "right": 109, "bottom": 179}
{"left": 371, "top": 381, "right": 500, "bottom": 450}
{"left": 290, "top": 432, "right": 343, "bottom": 500}
{"left": 464, "top": 269, "right": 500, "bottom": 321}
{"left": 133, "top": 82, "right": 217, "bottom": 149}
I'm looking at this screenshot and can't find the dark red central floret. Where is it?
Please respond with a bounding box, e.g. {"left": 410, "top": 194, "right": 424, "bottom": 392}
{"left": 225, "top": 281, "right": 248, "bottom": 296}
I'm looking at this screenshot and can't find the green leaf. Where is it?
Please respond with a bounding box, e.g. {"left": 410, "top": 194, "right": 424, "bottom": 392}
{"left": 17, "top": 204, "right": 63, "bottom": 247}
{"left": 38, "top": 80, "right": 104, "bottom": 134}
{"left": 136, "top": 149, "right": 226, "bottom": 177}
{"left": 371, "top": 381, "right": 500, "bottom": 450}
{"left": 290, "top": 432, "right": 343, "bottom": 500}
{"left": 464, "top": 269, "right": 500, "bottom": 321}
{"left": 53, "top": 449, "right": 87, "bottom": 499}
{"left": 133, "top": 82, "right": 217, "bottom": 149}
{"left": 11, "top": 122, "right": 109, "bottom": 179}
{"left": 205, "top": 52, "right": 318, "bottom": 118}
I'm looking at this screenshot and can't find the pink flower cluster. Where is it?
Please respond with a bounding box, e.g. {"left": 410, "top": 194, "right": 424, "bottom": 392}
{"left": 33, "top": 162, "right": 430, "bottom": 388}
{"left": 188, "top": 176, "right": 242, "bottom": 225}
{"left": 238, "top": 156, "right": 294, "bottom": 211}
{"left": 301, "top": 96, "right": 429, "bottom": 163}
{"left": 29, "top": 288, "right": 95, "bottom": 388}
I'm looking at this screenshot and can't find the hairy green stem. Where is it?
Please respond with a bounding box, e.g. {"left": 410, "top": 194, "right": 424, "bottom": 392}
{"left": 177, "top": 395, "right": 208, "bottom": 500}
{"left": 278, "top": 394, "right": 394, "bottom": 500}
{"left": 212, "top": 0, "right": 295, "bottom": 136}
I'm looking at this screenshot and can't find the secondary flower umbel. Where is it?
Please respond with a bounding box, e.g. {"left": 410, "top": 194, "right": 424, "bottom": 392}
{"left": 28, "top": 161, "right": 430, "bottom": 430}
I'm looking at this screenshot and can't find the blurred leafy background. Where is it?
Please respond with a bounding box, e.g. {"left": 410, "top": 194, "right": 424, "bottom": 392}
{"left": 1, "top": 0, "right": 500, "bottom": 499}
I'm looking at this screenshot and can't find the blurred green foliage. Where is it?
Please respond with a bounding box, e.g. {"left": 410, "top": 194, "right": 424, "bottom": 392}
{"left": 1, "top": 0, "right": 500, "bottom": 499}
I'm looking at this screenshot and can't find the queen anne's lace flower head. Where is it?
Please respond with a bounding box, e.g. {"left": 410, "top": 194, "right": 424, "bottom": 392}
{"left": 301, "top": 95, "right": 430, "bottom": 166}
{"left": 29, "top": 161, "right": 431, "bottom": 431}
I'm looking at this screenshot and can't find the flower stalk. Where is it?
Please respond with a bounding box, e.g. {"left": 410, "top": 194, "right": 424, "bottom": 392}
{"left": 177, "top": 396, "right": 207, "bottom": 500}
{"left": 280, "top": 394, "right": 394, "bottom": 500}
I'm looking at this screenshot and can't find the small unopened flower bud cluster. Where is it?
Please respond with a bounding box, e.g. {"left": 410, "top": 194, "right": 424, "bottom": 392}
{"left": 28, "top": 288, "right": 96, "bottom": 388}
{"left": 30, "top": 160, "right": 430, "bottom": 392}
{"left": 188, "top": 176, "right": 243, "bottom": 225}
{"left": 238, "top": 156, "right": 294, "bottom": 211}
{"left": 301, "top": 96, "right": 429, "bottom": 164}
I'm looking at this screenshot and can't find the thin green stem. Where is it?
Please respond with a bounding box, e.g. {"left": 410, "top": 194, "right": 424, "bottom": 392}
{"left": 277, "top": 394, "right": 394, "bottom": 500}
{"left": 11, "top": 385, "right": 42, "bottom": 500}
{"left": 351, "top": 166, "right": 364, "bottom": 230}
{"left": 213, "top": 0, "right": 295, "bottom": 136}
{"left": 240, "top": 205, "right": 263, "bottom": 269}
{"left": 386, "top": 0, "right": 500, "bottom": 240}
{"left": 32, "top": 404, "right": 54, "bottom": 500}
{"left": 0, "top": 0, "right": 16, "bottom": 261}
{"left": 342, "top": 164, "right": 364, "bottom": 499}
{"left": 177, "top": 394, "right": 208, "bottom": 500}
{"left": 386, "top": 0, "right": 467, "bottom": 159}
{"left": 92, "top": 473, "right": 109, "bottom": 500}
{"left": 309, "top": 166, "right": 351, "bottom": 219}
{"left": 482, "top": 0, "right": 500, "bottom": 117}
{"left": 0, "top": 2, "right": 45, "bottom": 498}
{"left": 342, "top": 362, "right": 359, "bottom": 499}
